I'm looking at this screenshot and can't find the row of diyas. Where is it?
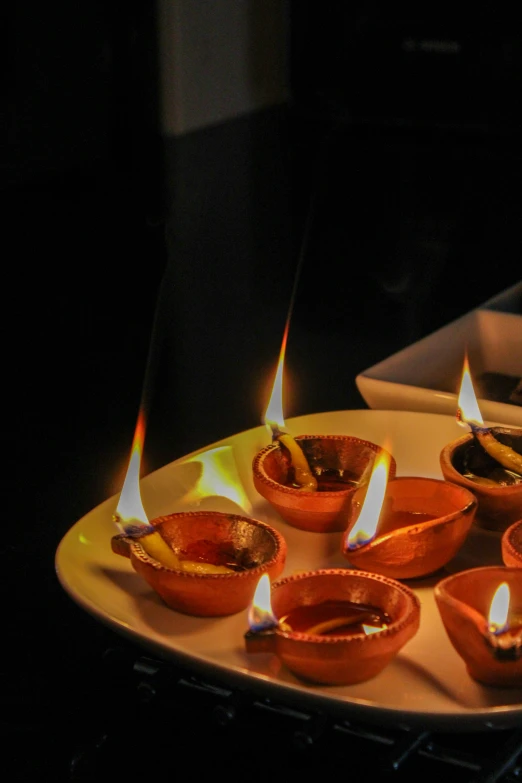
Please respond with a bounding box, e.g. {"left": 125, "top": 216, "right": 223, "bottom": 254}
{"left": 245, "top": 346, "right": 521, "bottom": 687}
{"left": 255, "top": 352, "right": 521, "bottom": 540}
{"left": 110, "top": 348, "right": 522, "bottom": 689}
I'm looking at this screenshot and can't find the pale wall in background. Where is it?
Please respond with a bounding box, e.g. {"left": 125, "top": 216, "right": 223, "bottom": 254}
{"left": 157, "top": 0, "right": 290, "bottom": 136}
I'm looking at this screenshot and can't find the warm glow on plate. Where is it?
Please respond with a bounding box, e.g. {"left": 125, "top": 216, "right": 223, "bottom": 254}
{"left": 346, "top": 446, "right": 392, "bottom": 548}
{"left": 488, "top": 582, "right": 510, "bottom": 633}
{"left": 181, "top": 446, "right": 252, "bottom": 514}
{"left": 248, "top": 574, "right": 278, "bottom": 632}
{"left": 457, "top": 353, "right": 484, "bottom": 428}
{"left": 115, "top": 409, "right": 148, "bottom": 529}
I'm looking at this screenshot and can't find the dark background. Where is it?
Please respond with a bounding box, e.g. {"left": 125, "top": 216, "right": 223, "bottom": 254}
{"left": 4, "top": 3, "right": 521, "bottom": 780}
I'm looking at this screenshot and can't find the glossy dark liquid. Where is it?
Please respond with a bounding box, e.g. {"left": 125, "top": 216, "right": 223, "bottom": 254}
{"left": 288, "top": 468, "right": 358, "bottom": 492}
{"left": 279, "top": 599, "right": 391, "bottom": 637}
{"left": 180, "top": 539, "right": 247, "bottom": 571}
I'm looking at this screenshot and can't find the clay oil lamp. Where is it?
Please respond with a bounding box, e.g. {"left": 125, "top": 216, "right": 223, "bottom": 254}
{"left": 111, "top": 412, "right": 286, "bottom": 616}
{"left": 439, "top": 354, "right": 522, "bottom": 532}
{"left": 112, "top": 511, "right": 287, "bottom": 617}
{"left": 244, "top": 569, "right": 420, "bottom": 685}
{"left": 341, "top": 448, "right": 478, "bottom": 580}
{"left": 502, "top": 520, "right": 522, "bottom": 568}
{"left": 252, "top": 337, "right": 396, "bottom": 533}
{"left": 434, "top": 566, "right": 522, "bottom": 687}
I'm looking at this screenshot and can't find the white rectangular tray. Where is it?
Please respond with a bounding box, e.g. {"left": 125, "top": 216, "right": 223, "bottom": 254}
{"left": 356, "top": 282, "right": 522, "bottom": 427}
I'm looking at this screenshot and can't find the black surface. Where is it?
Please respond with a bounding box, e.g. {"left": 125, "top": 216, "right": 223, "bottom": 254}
{"left": 5, "top": 6, "right": 522, "bottom": 780}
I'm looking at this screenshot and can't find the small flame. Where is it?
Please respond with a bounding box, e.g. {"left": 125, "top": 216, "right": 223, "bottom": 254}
{"left": 345, "top": 446, "right": 392, "bottom": 549}
{"left": 488, "top": 582, "right": 510, "bottom": 634}
{"left": 457, "top": 353, "right": 484, "bottom": 428}
{"left": 114, "top": 409, "right": 148, "bottom": 532}
{"left": 263, "top": 323, "right": 290, "bottom": 434}
{"left": 248, "top": 574, "right": 279, "bottom": 632}
{"left": 182, "top": 446, "right": 252, "bottom": 514}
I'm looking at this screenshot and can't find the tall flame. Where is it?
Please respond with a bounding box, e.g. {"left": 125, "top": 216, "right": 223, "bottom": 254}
{"left": 457, "top": 352, "right": 483, "bottom": 428}
{"left": 263, "top": 322, "right": 290, "bottom": 433}
{"left": 488, "top": 582, "right": 510, "bottom": 634}
{"left": 115, "top": 409, "right": 148, "bottom": 530}
{"left": 248, "top": 574, "right": 279, "bottom": 632}
{"left": 345, "top": 446, "right": 392, "bottom": 548}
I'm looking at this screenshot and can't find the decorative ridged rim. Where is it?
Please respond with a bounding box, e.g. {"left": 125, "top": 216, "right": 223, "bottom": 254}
{"left": 502, "top": 519, "right": 522, "bottom": 564}
{"left": 129, "top": 510, "right": 286, "bottom": 578}
{"left": 433, "top": 565, "right": 522, "bottom": 623}
{"left": 435, "top": 564, "right": 520, "bottom": 596}
{"left": 253, "top": 436, "right": 395, "bottom": 498}
{"left": 270, "top": 568, "right": 420, "bottom": 644}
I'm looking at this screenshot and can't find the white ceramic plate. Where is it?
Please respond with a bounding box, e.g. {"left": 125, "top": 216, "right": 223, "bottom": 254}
{"left": 55, "top": 410, "right": 522, "bottom": 731}
{"left": 356, "top": 284, "right": 522, "bottom": 428}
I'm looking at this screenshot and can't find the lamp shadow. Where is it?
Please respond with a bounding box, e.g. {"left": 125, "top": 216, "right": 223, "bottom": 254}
{"left": 392, "top": 654, "right": 522, "bottom": 709}
{"left": 99, "top": 566, "right": 226, "bottom": 638}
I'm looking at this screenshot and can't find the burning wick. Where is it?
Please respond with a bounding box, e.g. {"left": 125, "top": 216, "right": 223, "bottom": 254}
{"left": 113, "top": 410, "right": 182, "bottom": 569}
{"left": 113, "top": 514, "right": 236, "bottom": 574}
{"left": 247, "top": 574, "right": 279, "bottom": 632}
{"left": 345, "top": 451, "right": 390, "bottom": 551}
{"left": 263, "top": 319, "right": 317, "bottom": 491}
{"left": 113, "top": 513, "right": 182, "bottom": 570}
{"left": 271, "top": 424, "right": 318, "bottom": 491}
{"left": 119, "top": 521, "right": 155, "bottom": 538}
{"left": 457, "top": 355, "right": 522, "bottom": 477}
{"left": 485, "top": 582, "right": 522, "bottom": 662}
{"left": 244, "top": 574, "right": 280, "bottom": 653}
{"left": 113, "top": 410, "right": 235, "bottom": 574}
{"left": 347, "top": 531, "right": 373, "bottom": 550}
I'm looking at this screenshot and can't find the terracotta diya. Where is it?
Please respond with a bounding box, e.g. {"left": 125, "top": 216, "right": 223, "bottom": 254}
{"left": 252, "top": 434, "right": 397, "bottom": 533}
{"left": 434, "top": 566, "right": 522, "bottom": 688}
{"left": 502, "top": 519, "right": 522, "bottom": 568}
{"left": 440, "top": 427, "right": 522, "bottom": 533}
{"left": 439, "top": 355, "right": 522, "bottom": 533}
{"left": 111, "top": 510, "right": 287, "bottom": 617}
{"left": 341, "top": 450, "right": 477, "bottom": 579}
{"left": 254, "top": 338, "right": 396, "bottom": 532}
{"left": 244, "top": 568, "right": 420, "bottom": 686}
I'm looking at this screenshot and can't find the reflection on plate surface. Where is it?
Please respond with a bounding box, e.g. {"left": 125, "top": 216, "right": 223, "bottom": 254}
{"left": 55, "top": 410, "right": 522, "bottom": 730}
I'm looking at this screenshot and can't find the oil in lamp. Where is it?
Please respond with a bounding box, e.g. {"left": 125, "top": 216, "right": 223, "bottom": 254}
{"left": 342, "top": 448, "right": 477, "bottom": 580}
{"left": 244, "top": 568, "right": 420, "bottom": 685}
{"left": 439, "top": 354, "right": 522, "bottom": 532}
{"left": 434, "top": 565, "right": 522, "bottom": 687}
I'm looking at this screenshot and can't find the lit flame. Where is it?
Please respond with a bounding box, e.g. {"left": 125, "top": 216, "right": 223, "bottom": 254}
{"left": 114, "top": 409, "right": 148, "bottom": 531}
{"left": 457, "top": 353, "right": 483, "bottom": 428}
{"left": 182, "top": 446, "right": 252, "bottom": 513}
{"left": 248, "top": 574, "right": 279, "bottom": 632}
{"left": 345, "top": 446, "right": 392, "bottom": 549}
{"left": 263, "top": 323, "right": 290, "bottom": 434}
{"left": 488, "top": 582, "right": 510, "bottom": 634}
